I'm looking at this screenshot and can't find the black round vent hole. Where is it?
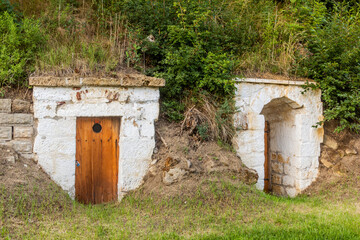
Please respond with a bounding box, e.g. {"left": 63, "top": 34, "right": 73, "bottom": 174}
{"left": 93, "top": 123, "right": 102, "bottom": 133}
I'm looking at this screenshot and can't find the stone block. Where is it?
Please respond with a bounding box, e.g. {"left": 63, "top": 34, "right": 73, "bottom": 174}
{"left": 33, "top": 87, "right": 72, "bottom": 101}
{"left": 0, "top": 114, "right": 32, "bottom": 125}
{"left": 296, "top": 178, "right": 313, "bottom": 191}
{"left": 293, "top": 156, "right": 313, "bottom": 170}
{"left": 70, "top": 87, "right": 130, "bottom": 103}
{"left": 33, "top": 100, "right": 57, "bottom": 118}
{"left": 323, "top": 135, "right": 338, "bottom": 150}
{"left": 297, "top": 166, "right": 318, "bottom": 180}
{"left": 285, "top": 187, "right": 297, "bottom": 197}
{"left": 0, "top": 99, "right": 11, "bottom": 113}
{"left": 0, "top": 127, "right": 12, "bottom": 140}
{"left": 271, "top": 152, "right": 277, "bottom": 160}
{"left": 120, "top": 118, "right": 140, "bottom": 138}
{"left": 272, "top": 184, "right": 286, "bottom": 196}
{"left": 0, "top": 113, "right": 13, "bottom": 124}
{"left": 51, "top": 157, "right": 75, "bottom": 192}
{"left": 283, "top": 175, "right": 295, "bottom": 186}
{"left": 320, "top": 157, "right": 333, "bottom": 168}
{"left": 129, "top": 88, "right": 160, "bottom": 103}
{"left": 30, "top": 75, "right": 165, "bottom": 87}
{"left": 12, "top": 99, "right": 31, "bottom": 113}
{"left": 137, "top": 102, "right": 160, "bottom": 121}
{"left": 20, "top": 153, "right": 34, "bottom": 160}
{"left": 139, "top": 121, "right": 155, "bottom": 138}
{"left": 56, "top": 101, "right": 133, "bottom": 118}
{"left": 234, "top": 130, "right": 264, "bottom": 155}
{"left": 34, "top": 136, "right": 75, "bottom": 156}
{"left": 271, "top": 173, "right": 282, "bottom": 185}
{"left": 238, "top": 152, "right": 264, "bottom": 169}
{"left": 0, "top": 113, "right": 32, "bottom": 124}
{"left": 36, "top": 118, "right": 76, "bottom": 138}
{"left": 345, "top": 148, "right": 357, "bottom": 156}
{"left": 251, "top": 165, "right": 264, "bottom": 190}
{"left": 283, "top": 164, "right": 296, "bottom": 176}
{"left": 120, "top": 137, "right": 155, "bottom": 161}
{"left": 11, "top": 140, "right": 33, "bottom": 153}
{"left": 247, "top": 113, "right": 265, "bottom": 130}
{"left": 13, "top": 126, "right": 33, "bottom": 138}
{"left": 299, "top": 142, "right": 320, "bottom": 157}
{"left": 163, "top": 168, "right": 187, "bottom": 185}
{"left": 5, "top": 155, "right": 16, "bottom": 163}
{"left": 271, "top": 161, "right": 283, "bottom": 174}
{"left": 13, "top": 114, "right": 33, "bottom": 124}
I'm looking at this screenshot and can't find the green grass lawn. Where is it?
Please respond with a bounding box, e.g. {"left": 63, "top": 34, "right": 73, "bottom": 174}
{"left": 1, "top": 179, "right": 359, "bottom": 239}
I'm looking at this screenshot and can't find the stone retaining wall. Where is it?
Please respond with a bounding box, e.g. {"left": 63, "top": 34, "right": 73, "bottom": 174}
{"left": 0, "top": 99, "right": 34, "bottom": 159}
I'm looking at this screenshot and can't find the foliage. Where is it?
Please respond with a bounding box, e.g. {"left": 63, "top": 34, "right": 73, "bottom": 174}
{"left": 0, "top": 11, "right": 46, "bottom": 87}
{"left": 197, "top": 123, "right": 210, "bottom": 141}
{"left": 291, "top": 1, "right": 360, "bottom": 132}
{"left": 2, "top": 0, "right": 360, "bottom": 132}
{"left": 0, "top": 0, "right": 21, "bottom": 17}
{"left": 161, "top": 100, "right": 185, "bottom": 122}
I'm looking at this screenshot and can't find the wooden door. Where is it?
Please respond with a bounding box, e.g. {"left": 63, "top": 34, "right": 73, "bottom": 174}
{"left": 264, "top": 121, "right": 270, "bottom": 192}
{"left": 75, "top": 117, "right": 120, "bottom": 204}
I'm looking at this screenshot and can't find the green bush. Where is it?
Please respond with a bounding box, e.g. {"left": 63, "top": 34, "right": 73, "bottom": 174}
{"left": 0, "top": 11, "right": 46, "bottom": 87}
{"left": 121, "top": 0, "right": 281, "bottom": 94}
{"left": 292, "top": 1, "right": 360, "bottom": 132}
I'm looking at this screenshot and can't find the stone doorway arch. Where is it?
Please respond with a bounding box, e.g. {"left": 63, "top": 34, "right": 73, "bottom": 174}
{"left": 233, "top": 79, "right": 323, "bottom": 197}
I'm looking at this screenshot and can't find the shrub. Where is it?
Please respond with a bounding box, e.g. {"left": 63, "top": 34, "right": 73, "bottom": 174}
{"left": 0, "top": 11, "right": 46, "bottom": 87}
{"left": 292, "top": 1, "right": 360, "bottom": 132}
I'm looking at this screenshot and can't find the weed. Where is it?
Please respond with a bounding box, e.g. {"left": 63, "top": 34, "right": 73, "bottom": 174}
{"left": 197, "top": 123, "right": 209, "bottom": 141}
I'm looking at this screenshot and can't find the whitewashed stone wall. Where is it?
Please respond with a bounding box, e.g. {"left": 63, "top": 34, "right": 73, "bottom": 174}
{"left": 233, "top": 79, "right": 323, "bottom": 197}
{"left": 33, "top": 86, "right": 160, "bottom": 199}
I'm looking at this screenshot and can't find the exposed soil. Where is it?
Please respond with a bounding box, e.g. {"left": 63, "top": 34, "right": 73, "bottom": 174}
{"left": 304, "top": 121, "right": 360, "bottom": 198}
{"left": 0, "top": 146, "right": 64, "bottom": 199}
{"left": 139, "top": 119, "right": 258, "bottom": 197}
{"left": 0, "top": 87, "right": 33, "bottom": 101}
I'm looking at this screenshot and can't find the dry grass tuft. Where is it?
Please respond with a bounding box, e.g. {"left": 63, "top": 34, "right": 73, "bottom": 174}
{"left": 181, "top": 93, "right": 236, "bottom": 144}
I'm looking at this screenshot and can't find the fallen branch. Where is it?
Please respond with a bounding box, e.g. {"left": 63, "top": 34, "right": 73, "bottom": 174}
{"left": 180, "top": 105, "right": 196, "bottom": 135}
{"left": 156, "top": 130, "right": 168, "bottom": 148}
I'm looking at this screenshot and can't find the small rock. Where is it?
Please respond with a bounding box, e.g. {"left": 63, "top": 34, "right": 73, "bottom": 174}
{"left": 163, "top": 157, "right": 179, "bottom": 172}
{"left": 5, "top": 156, "right": 16, "bottom": 163}
{"left": 148, "top": 165, "right": 157, "bottom": 176}
{"left": 151, "top": 159, "right": 158, "bottom": 165}
{"left": 337, "top": 150, "right": 345, "bottom": 158}
{"left": 24, "top": 164, "right": 28, "bottom": 168}
{"left": 163, "top": 168, "right": 187, "bottom": 185}
{"left": 153, "top": 147, "right": 158, "bottom": 154}
{"left": 186, "top": 159, "right": 192, "bottom": 168}
{"left": 323, "top": 135, "right": 338, "bottom": 150}
{"left": 345, "top": 148, "right": 357, "bottom": 156}
{"left": 320, "top": 158, "right": 333, "bottom": 168}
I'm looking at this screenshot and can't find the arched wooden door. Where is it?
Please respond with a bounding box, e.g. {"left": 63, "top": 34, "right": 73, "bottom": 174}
{"left": 75, "top": 117, "right": 120, "bottom": 204}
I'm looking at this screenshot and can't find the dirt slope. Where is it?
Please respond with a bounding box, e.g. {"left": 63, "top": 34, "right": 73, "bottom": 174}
{"left": 139, "top": 119, "right": 258, "bottom": 197}
{"left": 305, "top": 121, "right": 360, "bottom": 199}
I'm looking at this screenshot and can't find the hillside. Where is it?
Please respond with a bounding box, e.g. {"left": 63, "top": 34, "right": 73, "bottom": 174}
{"left": 0, "top": 0, "right": 360, "bottom": 238}
{"left": 1, "top": 0, "right": 360, "bottom": 132}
